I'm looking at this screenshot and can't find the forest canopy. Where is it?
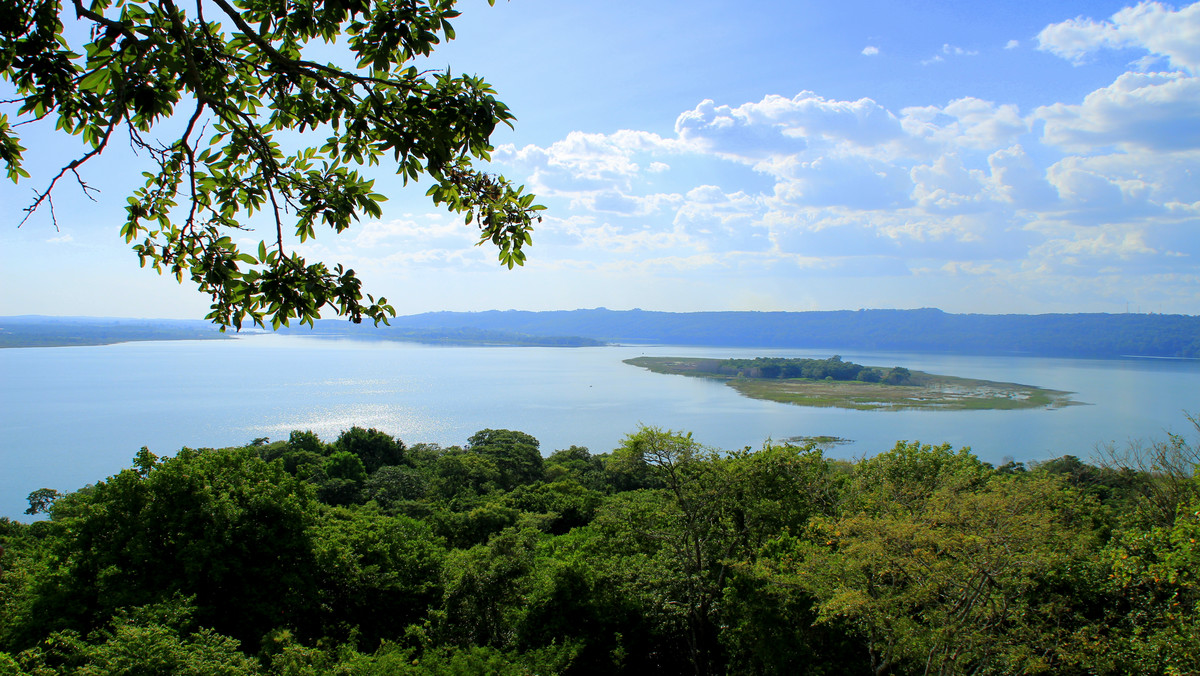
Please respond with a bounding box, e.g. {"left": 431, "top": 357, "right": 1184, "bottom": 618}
{"left": 2, "top": 420, "right": 1198, "bottom": 675}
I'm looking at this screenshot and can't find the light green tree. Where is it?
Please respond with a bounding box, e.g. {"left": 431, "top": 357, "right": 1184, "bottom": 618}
{"left": 780, "top": 444, "right": 1094, "bottom": 675}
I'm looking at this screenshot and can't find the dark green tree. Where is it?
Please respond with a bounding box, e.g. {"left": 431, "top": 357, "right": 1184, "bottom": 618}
{"left": 1, "top": 0, "right": 542, "bottom": 328}
{"left": 310, "top": 507, "right": 446, "bottom": 647}
{"left": 14, "top": 447, "right": 319, "bottom": 648}
{"left": 318, "top": 450, "right": 368, "bottom": 505}
{"left": 466, "top": 429, "right": 543, "bottom": 491}
{"left": 334, "top": 426, "right": 406, "bottom": 473}
{"left": 286, "top": 430, "right": 326, "bottom": 455}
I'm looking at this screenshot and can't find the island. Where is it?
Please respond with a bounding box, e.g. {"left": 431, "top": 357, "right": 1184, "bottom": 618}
{"left": 624, "top": 355, "right": 1081, "bottom": 410}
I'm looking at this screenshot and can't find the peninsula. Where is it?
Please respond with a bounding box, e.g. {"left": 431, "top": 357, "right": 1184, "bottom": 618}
{"left": 624, "top": 355, "right": 1081, "bottom": 411}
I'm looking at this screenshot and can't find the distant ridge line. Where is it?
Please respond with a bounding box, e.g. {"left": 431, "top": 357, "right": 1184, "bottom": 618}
{"left": 3, "top": 309, "right": 1197, "bottom": 358}
{"left": 386, "top": 308, "right": 1200, "bottom": 359}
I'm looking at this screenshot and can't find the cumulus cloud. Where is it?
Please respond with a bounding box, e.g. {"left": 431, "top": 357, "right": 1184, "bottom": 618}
{"left": 862, "top": 45, "right": 880, "bottom": 56}
{"left": 1005, "top": 39, "right": 1020, "bottom": 49}
{"left": 901, "top": 97, "right": 1029, "bottom": 151}
{"left": 1037, "top": 71, "right": 1200, "bottom": 151}
{"left": 986, "top": 145, "right": 1059, "bottom": 208}
{"left": 494, "top": 130, "right": 687, "bottom": 192}
{"left": 1037, "top": 1, "right": 1200, "bottom": 73}
{"left": 675, "top": 93, "right": 903, "bottom": 161}
{"left": 910, "top": 154, "right": 991, "bottom": 213}
{"left": 473, "top": 19, "right": 1199, "bottom": 308}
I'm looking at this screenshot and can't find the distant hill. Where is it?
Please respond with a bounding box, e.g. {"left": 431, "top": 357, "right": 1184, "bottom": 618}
{"left": 272, "top": 323, "right": 604, "bottom": 347}
{"left": 4, "top": 310, "right": 1197, "bottom": 358}
{"left": 0, "top": 316, "right": 602, "bottom": 349}
{"left": 0, "top": 316, "right": 229, "bottom": 348}
{"left": 386, "top": 308, "right": 1200, "bottom": 359}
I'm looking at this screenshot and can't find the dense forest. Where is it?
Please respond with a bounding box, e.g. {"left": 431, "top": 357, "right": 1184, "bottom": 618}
{"left": 678, "top": 355, "right": 911, "bottom": 385}
{"left": 2, "top": 421, "right": 1198, "bottom": 675}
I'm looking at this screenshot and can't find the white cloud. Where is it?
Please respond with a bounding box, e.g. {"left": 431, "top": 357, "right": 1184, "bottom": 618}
{"left": 1029, "top": 226, "right": 1158, "bottom": 267}
{"left": 478, "top": 45, "right": 1199, "bottom": 307}
{"left": 986, "top": 145, "right": 1059, "bottom": 208}
{"left": 673, "top": 190, "right": 769, "bottom": 253}
{"left": 494, "top": 130, "right": 688, "bottom": 192}
{"left": 901, "top": 97, "right": 1029, "bottom": 151}
{"left": 46, "top": 233, "right": 74, "bottom": 244}
{"left": 910, "top": 154, "right": 991, "bottom": 213}
{"left": 862, "top": 45, "right": 880, "bottom": 56}
{"left": 1037, "top": 1, "right": 1200, "bottom": 73}
{"left": 942, "top": 44, "right": 980, "bottom": 57}
{"left": 1036, "top": 71, "right": 1200, "bottom": 151}
{"left": 1005, "top": 39, "right": 1020, "bottom": 49}
{"left": 674, "top": 93, "right": 904, "bottom": 161}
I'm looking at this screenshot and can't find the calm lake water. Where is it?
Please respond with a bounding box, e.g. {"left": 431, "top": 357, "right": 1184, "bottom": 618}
{"left": 2, "top": 335, "right": 1198, "bottom": 520}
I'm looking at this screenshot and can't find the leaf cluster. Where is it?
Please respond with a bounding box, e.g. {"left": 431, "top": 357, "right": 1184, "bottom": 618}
{"left": 2, "top": 0, "right": 542, "bottom": 329}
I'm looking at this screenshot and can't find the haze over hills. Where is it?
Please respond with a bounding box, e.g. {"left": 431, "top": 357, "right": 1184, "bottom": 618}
{"left": 385, "top": 308, "right": 1200, "bottom": 359}
{"left": 5, "top": 309, "right": 1197, "bottom": 359}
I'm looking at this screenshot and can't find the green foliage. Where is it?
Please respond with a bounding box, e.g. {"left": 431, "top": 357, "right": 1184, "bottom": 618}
{"left": 334, "top": 427, "right": 406, "bottom": 474}
{"left": 849, "top": 439, "right": 990, "bottom": 511}
{"left": 310, "top": 508, "right": 445, "bottom": 647}
{"left": 543, "top": 446, "right": 608, "bottom": 492}
{"left": 365, "top": 465, "right": 430, "bottom": 507}
{"left": 431, "top": 451, "right": 502, "bottom": 499}
{"left": 286, "top": 430, "right": 326, "bottom": 456}
{"left": 787, "top": 455, "right": 1096, "bottom": 675}
{"left": 1, "top": 0, "right": 542, "bottom": 329}
{"left": 12, "top": 447, "right": 319, "bottom": 647}
{"left": 8, "top": 419, "right": 1200, "bottom": 675}
{"left": 12, "top": 597, "right": 257, "bottom": 676}
{"left": 695, "top": 355, "right": 905, "bottom": 384}
{"left": 465, "top": 430, "right": 543, "bottom": 491}
{"left": 22, "top": 490, "right": 60, "bottom": 517}
{"left": 263, "top": 630, "right": 578, "bottom": 676}
{"left": 502, "top": 481, "right": 603, "bottom": 535}
{"left": 318, "top": 451, "right": 367, "bottom": 506}
{"left": 324, "top": 451, "right": 368, "bottom": 483}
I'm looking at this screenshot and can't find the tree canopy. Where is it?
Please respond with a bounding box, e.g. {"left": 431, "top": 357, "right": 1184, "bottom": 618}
{"left": 1, "top": 0, "right": 542, "bottom": 329}
{"left": 4, "top": 420, "right": 1200, "bottom": 674}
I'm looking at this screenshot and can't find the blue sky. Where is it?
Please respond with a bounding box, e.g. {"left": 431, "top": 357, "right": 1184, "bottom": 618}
{"left": 3, "top": 0, "right": 1199, "bottom": 318}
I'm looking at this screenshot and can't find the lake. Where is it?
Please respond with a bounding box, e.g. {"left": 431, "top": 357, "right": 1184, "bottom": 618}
{"left": 2, "top": 335, "right": 1198, "bottom": 520}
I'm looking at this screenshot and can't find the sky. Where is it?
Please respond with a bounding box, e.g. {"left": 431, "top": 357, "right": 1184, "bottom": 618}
{"left": 2, "top": 0, "right": 1199, "bottom": 318}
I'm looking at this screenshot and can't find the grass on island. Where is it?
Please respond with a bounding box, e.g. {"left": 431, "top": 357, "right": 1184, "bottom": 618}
{"left": 624, "top": 356, "right": 1082, "bottom": 411}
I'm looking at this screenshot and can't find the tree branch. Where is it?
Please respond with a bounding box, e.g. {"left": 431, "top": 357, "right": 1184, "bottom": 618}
{"left": 19, "top": 108, "right": 122, "bottom": 227}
